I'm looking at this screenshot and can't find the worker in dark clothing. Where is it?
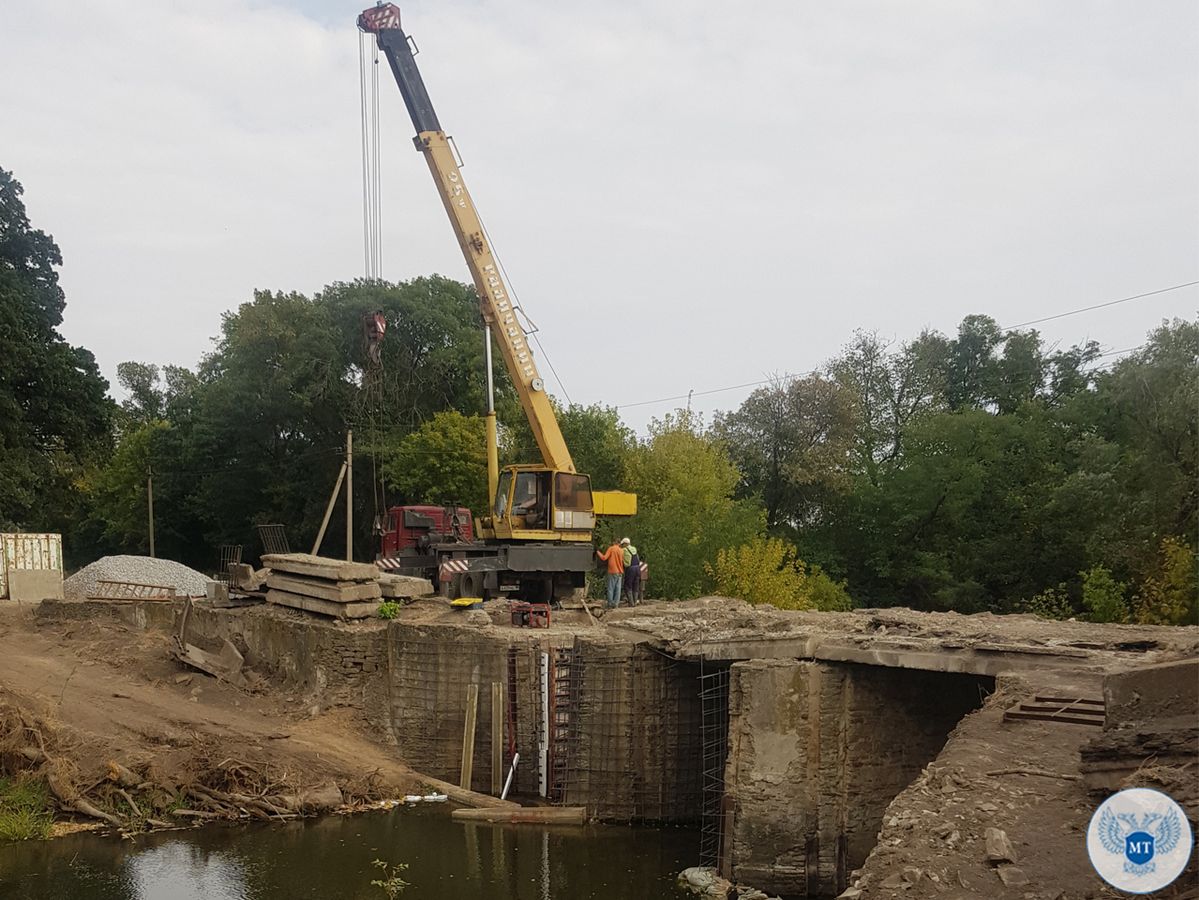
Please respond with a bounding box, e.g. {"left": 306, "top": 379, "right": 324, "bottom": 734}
{"left": 621, "top": 537, "right": 641, "bottom": 605}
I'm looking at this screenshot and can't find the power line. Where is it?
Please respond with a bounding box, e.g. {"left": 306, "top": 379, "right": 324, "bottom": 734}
{"left": 1001, "top": 280, "right": 1198, "bottom": 330}
{"left": 616, "top": 281, "right": 1195, "bottom": 412}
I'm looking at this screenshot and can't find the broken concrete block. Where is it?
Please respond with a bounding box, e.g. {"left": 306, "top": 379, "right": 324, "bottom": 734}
{"left": 300, "top": 782, "right": 343, "bottom": 812}
{"left": 677, "top": 867, "right": 733, "bottom": 898}
{"left": 995, "top": 864, "right": 1028, "bottom": 886}
{"left": 837, "top": 889, "right": 862, "bottom": 900}
{"left": 985, "top": 827, "right": 1016, "bottom": 864}
{"left": 378, "top": 573, "right": 434, "bottom": 599}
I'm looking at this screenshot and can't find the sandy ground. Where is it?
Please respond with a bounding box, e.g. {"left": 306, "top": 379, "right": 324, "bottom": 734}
{"left": 0, "top": 601, "right": 419, "bottom": 816}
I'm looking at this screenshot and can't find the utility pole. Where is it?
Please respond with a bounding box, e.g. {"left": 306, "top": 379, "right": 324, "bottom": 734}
{"left": 345, "top": 429, "right": 354, "bottom": 561}
{"left": 147, "top": 466, "right": 156, "bottom": 558}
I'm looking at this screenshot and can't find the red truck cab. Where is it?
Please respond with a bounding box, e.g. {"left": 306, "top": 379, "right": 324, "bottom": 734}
{"left": 380, "top": 505, "right": 474, "bottom": 560}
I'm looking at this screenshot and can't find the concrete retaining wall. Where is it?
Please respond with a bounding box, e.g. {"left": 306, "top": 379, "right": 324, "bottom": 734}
{"left": 724, "top": 659, "right": 990, "bottom": 897}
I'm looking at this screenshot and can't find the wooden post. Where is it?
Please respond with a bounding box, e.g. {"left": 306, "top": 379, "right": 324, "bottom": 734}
{"left": 311, "top": 462, "right": 348, "bottom": 556}
{"left": 147, "top": 466, "right": 155, "bottom": 558}
{"left": 460, "top": 683, "right": 479, "bottom": 790}
{"left": 491, "top": 681, "right": 504, "bottom": 795}
{"left": 345, "top": 429, "right": 354, "bottom": 561}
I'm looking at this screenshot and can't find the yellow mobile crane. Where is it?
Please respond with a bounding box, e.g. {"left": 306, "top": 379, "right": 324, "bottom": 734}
{"left": 359, "top": 3, "right": 636, "bottom": 604}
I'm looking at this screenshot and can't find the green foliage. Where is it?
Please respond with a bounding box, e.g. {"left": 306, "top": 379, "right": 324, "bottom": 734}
{"left": 0, "top": 167, "right": 113, "bottom": 547}
{"left": 0, "top": 776, "right": 54, "bottom": 842}
{"left": 1081, "top": 565, "right": 1128, "bottom": 624}
{"left": 623, "top": 412, "right": 764, "bottom": 599}
{"left": 384, "top": 411, "right": 488, "bottom": 513}
{"left": 1132, "top": 537, "right": 1198, "bottom": 626}
{"left": 1023, "top": 585, "right": 1074, "bottom": 620}
{"left": 714, "top": 375, "right": 856, "bottom": 530}
{"left": 370, "top": 858, "right": 409, "bottom": 898}
{"left": 377, "top": 600, "right": 401, "bottom": 620}
{"left": 706, "top": 536, "right": 853, "bottom": 611}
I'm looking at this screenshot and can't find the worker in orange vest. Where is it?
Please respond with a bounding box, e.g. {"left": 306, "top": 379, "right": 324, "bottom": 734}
{"left": 596, "top": 539, "right": 625, "bottom": 609}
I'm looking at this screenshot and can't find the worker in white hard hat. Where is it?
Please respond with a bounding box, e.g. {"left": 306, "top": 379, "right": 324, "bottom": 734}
{"left": 620, "top": 537, "right": 641, "bottom": 605}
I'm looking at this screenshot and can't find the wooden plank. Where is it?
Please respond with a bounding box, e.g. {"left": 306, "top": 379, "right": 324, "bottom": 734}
{"left": 262, "top": 553, "right": 378, "bottom": 583}
{"left": 265, "top": 573, "right": 381, "bottom": 603}
{"left": 1003, "top": 710, "right": 1104, "bottom": 726}
{"left": 1031, "top": 699, "right": 1103, "bottom": 709}
{"left": 266, "top": 589, "right": 378, "bottom": 619}
{"left": 491, "top": 682, "right": 504, "bottom": 796}
{"left": 1015, "top": 703, "right": 1104, "bottom": 716}
{"left": 451, "top": 806, "right": 586, "bottom": 825}
{"left": 461, "top": 683, "right": 479, "bottom": 791}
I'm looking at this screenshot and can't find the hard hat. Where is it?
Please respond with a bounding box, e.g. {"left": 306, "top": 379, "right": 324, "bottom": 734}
{"left": 620, "top": 537, "right": 630, "bottom": 545}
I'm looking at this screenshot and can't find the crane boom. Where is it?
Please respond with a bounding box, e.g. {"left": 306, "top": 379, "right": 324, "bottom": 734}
{"left": 359, "top": 4, "right": 575, "bottom": 474}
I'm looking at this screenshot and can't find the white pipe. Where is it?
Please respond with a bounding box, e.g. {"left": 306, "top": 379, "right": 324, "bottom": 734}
{"left": 501, "top": 751, "right": 520, "bottom": 800}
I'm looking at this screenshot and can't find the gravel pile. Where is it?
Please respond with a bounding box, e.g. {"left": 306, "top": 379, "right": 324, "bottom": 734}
{"left": 65, "top": 555, "right": 214, "bottom": 599}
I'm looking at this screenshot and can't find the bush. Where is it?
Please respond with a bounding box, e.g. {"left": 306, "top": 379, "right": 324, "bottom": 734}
{"left": 1023, "top": 585, "right": 1074, "bottom": 620}
{"left": 377, "top": 601, "right": 401, "bottom": 620}
{"left": 1081, "top": 565, "right": 1128, "bottom": 624}
{"left": 706, "top": 536, "right": 853, "bottom": 611}
{"left": 1132, "top": 537, "right": 1197, "bottom": 626}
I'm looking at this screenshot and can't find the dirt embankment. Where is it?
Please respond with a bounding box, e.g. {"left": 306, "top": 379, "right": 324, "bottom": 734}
{"left": 0, "top": 602, "right": 421, "bottom": 836}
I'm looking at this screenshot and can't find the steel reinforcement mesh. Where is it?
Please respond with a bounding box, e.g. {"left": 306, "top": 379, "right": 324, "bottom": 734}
{"left": 699, "top": 664, "right": 731, "bottom": 867}
{"left": 563, "top": 640, "right": 703, "bottom": 822}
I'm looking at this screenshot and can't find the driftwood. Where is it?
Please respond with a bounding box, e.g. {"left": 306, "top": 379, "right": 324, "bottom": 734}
{"left": 107, "top": 761, "right": 140, "bottom": 788}
{"left": 985, "top": 767, "right": 1080, "bottom": 781}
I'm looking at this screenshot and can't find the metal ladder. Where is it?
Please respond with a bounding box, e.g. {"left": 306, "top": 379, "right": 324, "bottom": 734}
{"left": 547, "top": 645, "right": 578, "bottom": 803}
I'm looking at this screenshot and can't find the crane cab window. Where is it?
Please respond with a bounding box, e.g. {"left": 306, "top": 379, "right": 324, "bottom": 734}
{"left": 513, "top": 471, "right": 550, "bottom": 527}
{"left": 554, "top": 473, "right": 593, "bottom": 512}
{"left": 493, "top": 470, "right": 513, "bottom": 518}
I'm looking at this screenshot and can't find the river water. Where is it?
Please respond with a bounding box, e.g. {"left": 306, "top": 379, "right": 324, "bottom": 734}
{"left": 0, "top": 806, "right": 697, "bottom": 899}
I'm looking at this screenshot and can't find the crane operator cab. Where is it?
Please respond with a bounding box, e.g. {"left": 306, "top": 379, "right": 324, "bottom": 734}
{"left": 484, "top": 466, "right": 595, "bottom": 540}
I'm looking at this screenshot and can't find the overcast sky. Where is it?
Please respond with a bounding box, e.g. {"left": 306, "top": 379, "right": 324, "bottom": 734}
{"left": 4, "top": 0, "right": 1197, "bottom": 432}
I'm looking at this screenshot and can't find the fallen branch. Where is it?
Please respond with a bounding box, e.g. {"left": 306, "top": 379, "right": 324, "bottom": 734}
{"left": 114, "top": 787, "right": 143, "bottom": 819}
{"left": 985, "top": 767, "right": 1080, "bottom": 781}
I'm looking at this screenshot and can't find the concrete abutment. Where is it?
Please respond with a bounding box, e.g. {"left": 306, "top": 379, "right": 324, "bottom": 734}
{"left": 720, "top": 659, "right": 992, "bottom": 897}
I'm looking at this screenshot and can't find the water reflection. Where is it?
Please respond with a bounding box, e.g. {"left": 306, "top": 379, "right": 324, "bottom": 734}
{"left": 0, "top": 807, "right": 696, "bottom": 899}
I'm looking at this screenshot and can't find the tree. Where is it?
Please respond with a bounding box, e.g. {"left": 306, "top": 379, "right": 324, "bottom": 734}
{"left": 828, "top": 331, "right": 944, "bottom": 483}
{"left": 0, "top": 167, "right": 113, "bottom": 547}
{"left": 714, "top": 375, "right": 856, "bottom": 531}
{"left": 383, "top": 411, "right": 488, "bottom": 513}
{"left": 499, "top": 399, "right": 634, "bottom": 491}
{"left": 89, "top": 421, "right": 170, "bottom": 554}
{"left": 623, "top": 411, "right": 763, "bottom": 599}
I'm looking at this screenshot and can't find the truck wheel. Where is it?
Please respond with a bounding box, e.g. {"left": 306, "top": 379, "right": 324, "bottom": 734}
{"left": 459, "top": 571, "right": 491, "bottom": 602}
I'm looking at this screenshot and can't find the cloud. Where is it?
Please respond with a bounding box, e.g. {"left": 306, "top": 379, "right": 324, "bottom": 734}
{"left": 3, "top": 0, "right": 1196, "bottom": 429}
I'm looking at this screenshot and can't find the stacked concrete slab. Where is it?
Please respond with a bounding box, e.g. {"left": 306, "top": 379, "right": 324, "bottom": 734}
{"left": 263, "top": 554, "right": 383, "bottom": 619}
{"left": 260, "top": 554, "right": 433, "bottom": 620}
